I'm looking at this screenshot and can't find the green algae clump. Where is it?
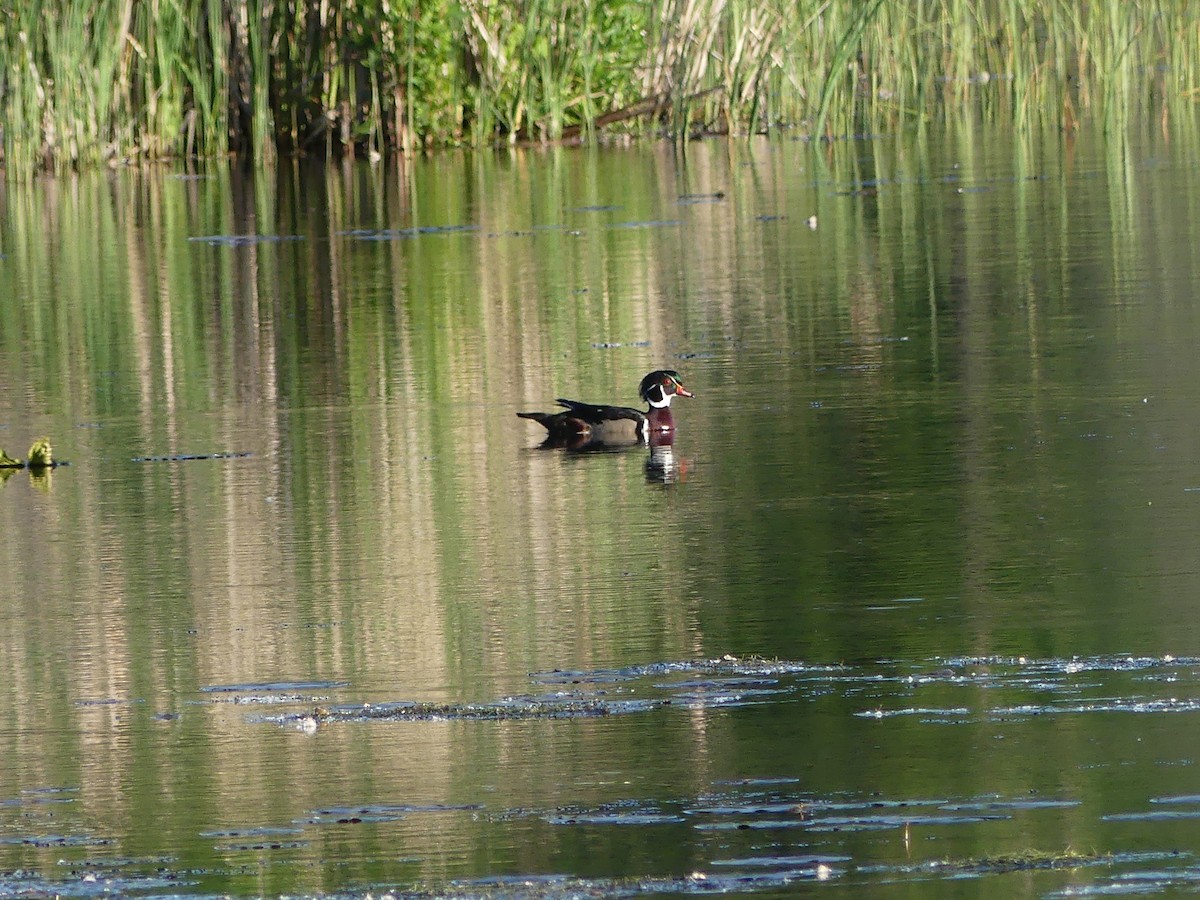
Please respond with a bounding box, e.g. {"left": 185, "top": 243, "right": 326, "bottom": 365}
{"left": 26, "top": 438, "right": 53, "bottom": 468}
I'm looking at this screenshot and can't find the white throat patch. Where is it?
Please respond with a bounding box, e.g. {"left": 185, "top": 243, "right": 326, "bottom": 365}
{"left": 646, "top": 387, "right": 672, "bottom": 409}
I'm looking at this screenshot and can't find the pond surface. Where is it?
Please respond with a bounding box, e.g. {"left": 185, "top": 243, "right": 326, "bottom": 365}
{"left": 4, "top": 120, "right": 1200, "bottom": 897}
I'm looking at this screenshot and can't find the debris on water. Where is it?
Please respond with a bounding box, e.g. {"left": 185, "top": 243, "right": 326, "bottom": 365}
{"left": 544, "top": 811, "right": 686, "bottom": 826}
{"left": 188, "top": 234, "right": 304, "bottom": 246}
{"left": 202, "top": 680, "right": 349, "bottom": 693}
{"left": 341, "top": 224, "right": 480, "bottom": 240}
{"left": 676, "top": 191, "right": 725, "bottom": 204}
{"left": 131, "top": 451, "right": 252, "bottom": 463}
{"left": 609, "top": 219, "right": 680, "bottom": 229}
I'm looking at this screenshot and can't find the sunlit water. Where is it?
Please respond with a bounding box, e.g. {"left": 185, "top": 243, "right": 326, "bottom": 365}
{"left": 4, "top": 120, "right": 1200, "bottom": 897}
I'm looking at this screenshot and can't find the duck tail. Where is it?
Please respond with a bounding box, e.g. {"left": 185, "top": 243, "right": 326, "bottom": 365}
{"left": 516, "top": 411, "right": 552, "bottom": 429}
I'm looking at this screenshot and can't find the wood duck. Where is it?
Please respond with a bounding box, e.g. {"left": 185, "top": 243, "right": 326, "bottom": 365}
{"left": 518, "top": 370, "right": 693, "bottom": 448}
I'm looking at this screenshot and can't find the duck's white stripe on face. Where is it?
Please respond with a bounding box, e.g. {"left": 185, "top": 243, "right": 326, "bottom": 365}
{"left": 646, "top": 385, "right": 672, "bottom": 408}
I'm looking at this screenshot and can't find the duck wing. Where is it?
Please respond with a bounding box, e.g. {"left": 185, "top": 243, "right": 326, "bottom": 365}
{"left": 555, "top": 399, "right": 645, "bottom": 424}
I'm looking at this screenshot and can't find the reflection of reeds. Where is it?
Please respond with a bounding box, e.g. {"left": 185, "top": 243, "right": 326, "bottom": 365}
{"left": 2, "top": 1, "right": 1194, "bottom": 172}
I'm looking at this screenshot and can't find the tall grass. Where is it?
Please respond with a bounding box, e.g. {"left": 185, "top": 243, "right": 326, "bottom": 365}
{"left": 1, "top": 0, "right": 1196, "bottom": 175}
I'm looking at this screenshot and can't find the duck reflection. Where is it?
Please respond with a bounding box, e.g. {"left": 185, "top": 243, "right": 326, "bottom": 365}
{"left": 644, "top": 431, "right": 684, "bottom": 484}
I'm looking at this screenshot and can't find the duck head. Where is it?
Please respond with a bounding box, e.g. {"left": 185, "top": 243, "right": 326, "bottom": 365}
{"left": 639, "top": 370, "right": 694, "bottom": 409}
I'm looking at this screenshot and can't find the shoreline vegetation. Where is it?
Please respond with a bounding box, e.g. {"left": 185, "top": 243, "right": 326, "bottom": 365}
{"left": 1, "top": 0, "right": 1196, "bottom": 175}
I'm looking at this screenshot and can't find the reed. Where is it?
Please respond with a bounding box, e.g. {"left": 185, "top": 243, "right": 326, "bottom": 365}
{"left": 1, "top": 0, "right": 1195, "bottom": 175}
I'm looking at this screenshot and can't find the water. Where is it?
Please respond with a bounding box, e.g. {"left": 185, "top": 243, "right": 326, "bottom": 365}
{"left": 4, "top": 121, "right": 1200, "bottom": 897}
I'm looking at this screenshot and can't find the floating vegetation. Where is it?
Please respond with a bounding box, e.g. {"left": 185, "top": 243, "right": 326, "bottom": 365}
{"left": 0, "top": 438, "right": 65, "bottom": 476}
{"left": 24, "top": 438, "right": 49, "bottom": 467}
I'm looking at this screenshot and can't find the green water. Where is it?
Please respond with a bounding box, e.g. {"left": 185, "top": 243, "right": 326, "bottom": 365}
{"left": 4, "top": 121, "right": 1200, "bottom": 897}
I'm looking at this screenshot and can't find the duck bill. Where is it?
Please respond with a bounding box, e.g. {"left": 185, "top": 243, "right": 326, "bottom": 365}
{"left": 676, "top": 385, "right": 694, "bottom": 398}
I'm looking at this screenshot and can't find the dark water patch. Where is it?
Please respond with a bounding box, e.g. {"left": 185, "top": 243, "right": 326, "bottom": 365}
{"left": 573, "top": 204, "right": 621, "bottom": 212}
{"left": 676, "top": 191, "right": 726, "bottom": 204}
{"left": 486, "top": 225, "right": 582, "bottom": 238}
{"left": 342, "top": 224, "right": 480, "bottom": 240}
{"left": 941, "top": 798, "right": 1080, "bottom": 812}
{"left": 1102, "top": 809, "right": 1200, "bottom": 822}
{"left": 686, "top": 791, "right": 1048, "bottom": 834}
{"left": 445, "top": 866, "right": 838, "bottom": 897}
{"left": 544, "top": 811, "right": 686, "bottom": 826}
{"left": 864, "top": 849, "right": 1121, "bottom": 881}
{"left": 1037, "top": 852, "right": 1199, "bottom": 897}
{"left": 188, "top": 234, "right": 304, "bottom": 247}
{"left": 692, "top": 819, "right": 810, "bottom": 831}
{"left": 714, "top": 777, "right": 803, "bottom": 787}
{"left": 609, "top": 219, "right": 680, "bottom": 229}
{"left": 653, "top": 676, "right": 780, "bottom": 689}
{"left": 200, "top": 826, "right": 304, "bottom": 839}
{"left": 201, "top": 679, "right": 350, "bottom": 693}
{"left": 805, "top": 812, "right": 1008, "bottom": 832}
{"left": 74, "top": 697, "right": 144, "bottom": 708}
{"left": 711, "top": 854, "right": 848, "bottom": 869}
{"left": 269, "top": 693, "right": 664, "bottom": 727}
{"left": 131, "top": 451, "right": 252, "bottom": 463}
{"left": 591, "top": 341, "right": 651, "bottom": 349}
{"left": 0, "top": 833, "right": 111, "bottom": 848}
{"left": 19, "top": 786, "right": 79, "bottom": 802}
{"left": 529, "top": 656, "right": 839, "bottom": 685}
{"left": 994, "top": 697, "right": 1200, "bottom": 717}
{"left": 278, "top": 658, "right": 840, "bottom": 727}
{"left": 855, "top": 707, "right": 972, "bottom": 720}
{"left": 300, "top": 802, "right": 480, "bottom": 826}
{"left": 942, "top": 654, "right": 1197, "bottom": 674}
{"left": 531, "top": 670, "right": 633, "bottom": 685}
{"left": 227, "top": 693, "right": 325, "bottom": 706}
{"left": 211, "top": 839, "right": 308, "bottom": 852}
{"left": 667, "top": 685, "right": 791, "bottom": 709}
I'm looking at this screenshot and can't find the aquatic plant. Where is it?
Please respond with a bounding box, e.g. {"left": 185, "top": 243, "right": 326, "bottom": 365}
{"left": 26, "top": 438, "right": 53, "bottom": 468}
{"left": 0, "top": 0, "right": 1194, "bottom": 173}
